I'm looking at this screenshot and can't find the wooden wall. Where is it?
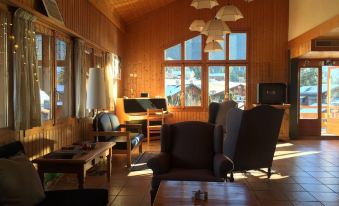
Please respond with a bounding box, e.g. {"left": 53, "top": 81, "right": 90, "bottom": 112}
{"left": 122, "top": 0, "right": 289, "bottom": 123}
{"left": 1, "top": 0, "right": 123, "bottom": 159}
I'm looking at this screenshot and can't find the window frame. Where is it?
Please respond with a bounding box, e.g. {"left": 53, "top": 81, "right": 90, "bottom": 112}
{"left": 164, "top": 31, "right": 249, "bottom": 111}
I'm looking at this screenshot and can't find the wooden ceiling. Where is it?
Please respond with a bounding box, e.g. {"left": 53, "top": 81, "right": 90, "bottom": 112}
{"left": 90, "top": 0, "right": 177, "bottom": 27}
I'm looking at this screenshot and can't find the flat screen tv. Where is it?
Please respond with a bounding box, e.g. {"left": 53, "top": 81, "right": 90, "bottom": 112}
{"left": 257, "top": 83, "right": 287, "bottom": 105}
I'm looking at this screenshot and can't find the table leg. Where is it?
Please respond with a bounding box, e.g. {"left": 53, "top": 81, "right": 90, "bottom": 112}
{"left": 107, "top": 148, "right": 112, "bottom": 182}
{"left": 77, "top": 168, "right": 85, "bottom": 189}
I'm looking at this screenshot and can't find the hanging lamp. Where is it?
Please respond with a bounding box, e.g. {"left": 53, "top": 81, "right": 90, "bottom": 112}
{"left": 206, "top": 34, "right": 224, "bottom": 43}
{"left": 201, "top": 18, "right": 231, "bottom": 36}
{"left": 190, "top": 0, "right": 219, "bottom": 9}
{"left": 189, "top": 20, "right": 206, "bottom": 32}
{"left": 204, "top": 40, "right": 223, "bottom": 52}
{"left": 216, "top": 5, "right": 244, "bottom": 21}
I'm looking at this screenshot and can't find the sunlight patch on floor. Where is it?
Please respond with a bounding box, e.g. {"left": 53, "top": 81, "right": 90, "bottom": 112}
{"left": 276, "top": 142, "right": 294, "bottom": 148}
{"left": 128, "top": 169, "right": 153, "bottom": 177}
{"left": 273, "top": 151, "right": 320, "bottom": 160}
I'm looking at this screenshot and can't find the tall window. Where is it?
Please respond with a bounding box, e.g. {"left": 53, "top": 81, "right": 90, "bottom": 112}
{"left": 0, "top": 13, "right": 8, "bottom": 128}
{"left": 36, "top": 34, "right": 52, "bottom": 121}
{"left": 56, "top": 38, "right": 72, "bottom": 120}
{"left": 164, "top": 33, "right": 248, "bottom": 109}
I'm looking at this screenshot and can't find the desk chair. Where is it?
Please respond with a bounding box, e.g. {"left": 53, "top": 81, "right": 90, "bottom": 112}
{"left": 147, "top": 108, "right": 164, "bottom": 144}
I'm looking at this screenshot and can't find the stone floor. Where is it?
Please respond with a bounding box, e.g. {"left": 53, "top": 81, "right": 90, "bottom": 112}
{"left": 49, "top": 140, "right": 339, "bottom": 206}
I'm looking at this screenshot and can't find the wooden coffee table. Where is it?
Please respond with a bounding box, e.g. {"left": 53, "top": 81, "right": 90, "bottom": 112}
{"left": 153, "top": 180, "right": 255, "bottom": 205}
{"left": 32, "top": 142, "right": 115, "bottom": 189}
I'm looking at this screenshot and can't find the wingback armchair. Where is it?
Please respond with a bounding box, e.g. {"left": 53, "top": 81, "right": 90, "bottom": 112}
{"left": 90, "top": 112, "right": 145, "bottom": 167}
{"left": 208, "top": 100, "right": 238, "bottom": 133}
{"left": 224, "top": 105, "right": 284, "bottom": 181}
{"left": 147, "top": 121, "right": 234, "bottom": 203}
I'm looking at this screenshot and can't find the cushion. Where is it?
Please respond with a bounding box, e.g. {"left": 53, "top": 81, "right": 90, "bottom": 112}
{"left": 215, "top": 101, "right": 237, "bottom": 133}
{"left": 0, "top": 152, "right": 46, "bottom": 206}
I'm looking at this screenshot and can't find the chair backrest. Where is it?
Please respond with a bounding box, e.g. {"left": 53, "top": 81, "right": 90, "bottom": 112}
{"left": 225, "top": 105, "right": 284, "bottom": 170}
{"left": 147, "top": 108, "right": 164, "bottom": 125}
{"left": 93, "top": 112, "right": 121, "bottom": 132}
{"left": 161, "top": 121, "right": 223, "bottom": 170}
{"left": 208, "top": 100, "right": 238, "bottom": 133}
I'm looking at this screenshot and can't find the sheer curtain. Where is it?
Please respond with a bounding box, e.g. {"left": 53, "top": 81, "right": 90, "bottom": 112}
{"left": 74, "top": 38, "right": 87, "bottom": 118}
{"left": 13, "top": 9, "right": 41, "bottom": 130}
{"left": 104, "top": 53, "right": 120, "bottom": 111}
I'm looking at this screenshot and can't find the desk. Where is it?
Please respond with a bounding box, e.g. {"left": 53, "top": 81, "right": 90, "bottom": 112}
{"left": 32, "top": 142, "right": 115, "bottom": 189}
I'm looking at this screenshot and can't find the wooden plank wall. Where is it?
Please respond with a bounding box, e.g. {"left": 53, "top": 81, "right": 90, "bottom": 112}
{"left": 122, "top": 0, "right": 289, "bottom": 123}
{"left": 1, "top": 0, "right": 123, "bottom": 159}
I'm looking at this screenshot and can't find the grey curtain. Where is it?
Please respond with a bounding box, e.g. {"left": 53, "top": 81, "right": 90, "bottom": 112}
{"left": 13, "top": 9, "right": 41, "bottom": 130}
{"left": 74, "top": 38, "right": 87, "bottom": 118}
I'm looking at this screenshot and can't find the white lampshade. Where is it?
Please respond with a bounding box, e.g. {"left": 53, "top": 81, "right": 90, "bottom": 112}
{"left": 190, "top": 0, "right": 219, "bottom": 9}
{"left": 201, "top": 19, "right": 231, "bottom": 36}
{"left": 204, "top": 41, "right": 223, "bottom": 52}
{"left": 189, "top": 20, "right": 205, "bottom": 32}
{"left": 86, "top": 68, "right": 106, "bottom": 110}
{"left": 206, "top": 34, "right": 224, "bottom": 43}
{"left": 216, "top": 5, "right": 244, "bottom": 21}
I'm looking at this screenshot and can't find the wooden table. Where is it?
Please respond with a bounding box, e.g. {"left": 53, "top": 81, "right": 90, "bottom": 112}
{"left": 32, "top": 142, "right": 115, "bottom": 189}
{"left": 153, "top": 181, "right": 256, "bottom": 206}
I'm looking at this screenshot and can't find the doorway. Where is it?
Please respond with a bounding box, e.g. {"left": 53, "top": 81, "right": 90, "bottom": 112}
{"left": 298, "top": 64, "right": 339, "bottom": 136}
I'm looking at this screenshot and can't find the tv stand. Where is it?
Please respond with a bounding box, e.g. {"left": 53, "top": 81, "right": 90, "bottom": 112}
{"left": 253, "top": 104, "right": 290, "bottom": 141}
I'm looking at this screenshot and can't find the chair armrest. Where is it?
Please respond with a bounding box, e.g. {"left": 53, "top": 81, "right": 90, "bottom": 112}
{"left": 39, "top": 189, "right": 108, "bottom": 206}
{"left": 88, "top": 131, "right": 132, "bottom": 142}
{"left": 147, "top": 152, "right": 170, "bottom": 175}
{"left": 120, "top": 124, "right": 142, "bottom": 133}
{"left": 213, "top": 154, "right": 234, "bottom": 178}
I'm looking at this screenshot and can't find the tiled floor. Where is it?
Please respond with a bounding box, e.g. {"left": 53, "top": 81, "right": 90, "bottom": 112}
{"left": 49, "top": 140, "right": 339, "bottom": 206}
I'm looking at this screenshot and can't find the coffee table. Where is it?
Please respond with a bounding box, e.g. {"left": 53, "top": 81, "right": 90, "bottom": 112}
{"left": 32, "top": 142, "right": 115, "bottom": 189}
{"left": 153, "top": 180, "right": 255, "bottom": 205}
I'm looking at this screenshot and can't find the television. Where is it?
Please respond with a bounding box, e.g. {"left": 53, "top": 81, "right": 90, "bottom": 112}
{"left": 257, "top": 83, "right": 287, "bottom": 105}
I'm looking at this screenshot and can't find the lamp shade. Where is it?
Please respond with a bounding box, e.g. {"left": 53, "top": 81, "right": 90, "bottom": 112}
{"left": 189, "top": 20, "right": 205, "bottom": 32}
{"left": 206, "top": 34, "right": 224, "bottom": 43}
{"left": 86, "top": 68, "right": 106, "bottom": 110}
{"left": 201, "top": 19, "right": 231, "bottom": 36}
{"left": 216, "top": 5, "right": 244, "bottom": 21}
{"left": 190, "top": 0, "right": 219, "bottom": 9}
{"left": 204, "top": 41, "right": 223, "bottom": 52}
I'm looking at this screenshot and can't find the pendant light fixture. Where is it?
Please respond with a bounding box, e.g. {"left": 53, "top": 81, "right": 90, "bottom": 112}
{"left": 190, "top": 0, "right": 219, "bottom": 9}
{"left": 206, "top": 34, "right": 224, "bottom": 43}
{"left": 201, "top": 18, "right": 231, "bottom": 36}
{"left": 204, "top": 40, "right": 222, "bottom": 52}
{"left": 189, "top": 20, "right": 206, "bottom": 32}
{"left": 216, "top": 5, "right": 244, "bottom": 21}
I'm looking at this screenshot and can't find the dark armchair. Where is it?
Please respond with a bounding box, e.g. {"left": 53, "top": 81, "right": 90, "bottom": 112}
{"left": 147, "top": 121, "right": 234, "bottom": 203}
{"left": 90, "top": 112, "right": 145, "bottom": 167}
{"left": 0, "top": 141, "right": 108, "bottom": 206}
{"left": 223, "top": 105, "right": 284, "bottom": 181}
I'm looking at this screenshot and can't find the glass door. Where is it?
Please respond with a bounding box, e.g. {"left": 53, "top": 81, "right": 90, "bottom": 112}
{"left": 298, "top": 67, "right": 321, "bottom": 136}
{"left": 321, "top": 66, "right": 339, "bottom": 136}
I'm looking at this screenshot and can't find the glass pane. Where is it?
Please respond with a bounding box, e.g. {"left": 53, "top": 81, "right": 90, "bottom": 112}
{"left": 0, "top": 14, "right": 8, "bottom": 128}
{"left": 164, "top": 44, "right": 181, "bottom": 60}
{"left": 185, "top": 35, "right": 202, "bottom": 60}
{"left": 165, "top": 66, "right": 181, "bottom": 106}
{"left": 185, "top": 66, "right": 202, "bottom": 106}
{"left": 208, "top": 35, "right": 226, "bottom": 60}
{"left": 209, "top": 66, "right": 225, "bottom": 103}
{"left": 229, "top": 33, "right": 247, "bottom": 60}
{"left": 36, "top": 34, "right": 52, "bottom": 121}
{"left": 56, "top": 39, "right": 71, "bottom": 119}
{"left": 300, "top": 67, "right": 319, "bottom": 119}
{"left": 229, "top": 66, "right": 246, "bottom": 109}
{"left": 321, "top": 66, "right": 339, "bottom": 135}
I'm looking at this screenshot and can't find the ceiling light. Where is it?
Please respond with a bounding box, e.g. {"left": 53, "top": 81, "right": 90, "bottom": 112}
{"left": 216, "top": 5, "right": 244, "bottom": 21}
{"left": 201, "top": 19, "right": 231, "bottom": 36}
{"left": 189, "top": 20, "right": 206, "bottom": 32}
{"left": 191, "top": 0, "right": 219, "bottom": 9}
{"left": 206, "top": 35, "right": 224, "bottom": 43}
{"left": 204, "top": 41, "right": 223, "bottom": 52}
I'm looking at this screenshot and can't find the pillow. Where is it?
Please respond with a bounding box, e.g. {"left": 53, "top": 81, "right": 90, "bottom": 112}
{"left": 0, "top": 153, "right": 46, "bottom": 206}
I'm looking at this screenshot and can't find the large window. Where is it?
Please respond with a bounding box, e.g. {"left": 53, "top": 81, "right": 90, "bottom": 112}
{"left": 164, "top": 33, "right": 248, "bottom": 109}
{"left": 0, "top": 12, "right": 8, "bottom": 128}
